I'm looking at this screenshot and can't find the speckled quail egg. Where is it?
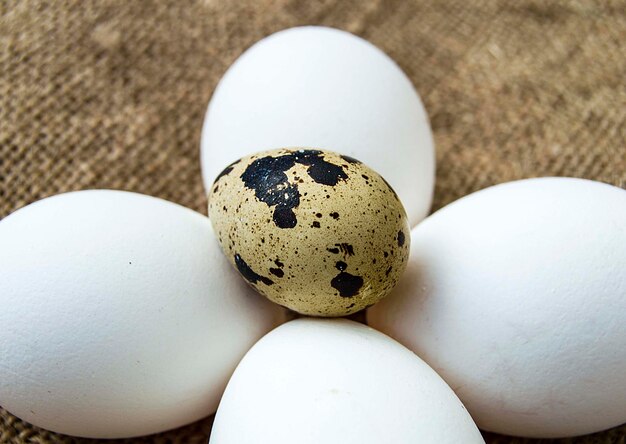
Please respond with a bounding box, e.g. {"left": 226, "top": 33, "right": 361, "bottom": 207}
{"left": 208, "top": 148, "right": 410, "bottom": 317}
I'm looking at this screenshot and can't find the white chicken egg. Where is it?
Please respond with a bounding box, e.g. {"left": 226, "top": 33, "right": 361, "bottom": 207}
{"left": 209, "top": 318, "right": 484, "bottom": 444}
{"left": 0, "top": 190, "right": 286, "bottom": 438}
{"left": 368, "top": 178, "right": 626, "bottom": 438}
{"left": 200, "top": 26, "right": 435, "bottom": 227}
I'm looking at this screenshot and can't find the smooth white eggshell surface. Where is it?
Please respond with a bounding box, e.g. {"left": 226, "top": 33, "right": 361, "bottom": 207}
{"left": 368, "top": 178, "right": 626, "bottom": 438}
{"left": 201, "top": 26, "right": 435, "bottom": 227}
{"left": 209, "top": 318, "right": 484, "bottom": 444}
{"left": 0, "top": 190, "right": 286, "bottom": 439}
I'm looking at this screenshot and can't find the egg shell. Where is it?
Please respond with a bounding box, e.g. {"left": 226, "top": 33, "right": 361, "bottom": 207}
{"left": 368, "top": 178, "right": 626, "bottom": 438}
{"left": 209, "top": 318, "right": 484, "bottom": 444}
{"left": 208, "top": 148, "right": 410, "bottom": 317}
{"left": 201, "top": 26, "right": 434, "bottom": 227}
{"left": 0, "top": 190, "right": 286, "bottom": 439}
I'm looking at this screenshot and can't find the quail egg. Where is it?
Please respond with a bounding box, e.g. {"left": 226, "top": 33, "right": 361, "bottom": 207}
{"left": 208, "top": 148, "right": 410, "bottom": 317}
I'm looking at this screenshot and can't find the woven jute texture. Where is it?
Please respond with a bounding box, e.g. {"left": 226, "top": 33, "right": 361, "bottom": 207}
{"left": 1, "top": 0, "right": 625, "bottom": 443}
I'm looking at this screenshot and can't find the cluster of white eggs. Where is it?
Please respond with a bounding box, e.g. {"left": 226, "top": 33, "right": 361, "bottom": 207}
{"left": 0, "top": 27, "right": 624, "bottom": 442}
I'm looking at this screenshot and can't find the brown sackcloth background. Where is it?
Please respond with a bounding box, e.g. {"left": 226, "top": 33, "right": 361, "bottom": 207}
{"left": 1, "top": 0, "right": 625, "bottom": 443}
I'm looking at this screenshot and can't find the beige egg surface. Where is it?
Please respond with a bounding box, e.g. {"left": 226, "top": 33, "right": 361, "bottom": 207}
{"left": 208, "top": 148, "right": 410, "bottom": 316}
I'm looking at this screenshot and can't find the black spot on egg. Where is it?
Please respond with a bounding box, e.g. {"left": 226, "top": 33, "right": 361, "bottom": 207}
{"left": 213, "top": 159, "right": 241, "bottom": 184}
{"left": 273, "top": 205, "right": 298, "bottom": 228}
{"left": 340, "top": 155, "right": 361, "bottom": 164}
{"left": 397, "top": 230, "right": 405, "bottom": 247}
{"left": 337, "top": 243, "right": 354, "bottom": 256}
{"left": 331, "top": 272, "right": 363, "bottom": 297}
{"left": 291, "top": 149, "right": 348, "bottom": 186}
{"left": 312, "top": 221, "right": 321, "bottom": 228}
{"left": 234, "top": 253, "right": 274, "bottom": 286}
{"left": 335, "top": 261, "right": 347, "bottom": 271}
{"left": 269, "top": 268, "right": 285, "bottom": 278}
{"left": 305, "top": 161, "right": 347, "bottom": 186}
{"left": 330, "top": 212, "right": 339, "bottom": 219}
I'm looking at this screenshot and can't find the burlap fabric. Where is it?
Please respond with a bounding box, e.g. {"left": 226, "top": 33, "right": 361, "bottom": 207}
{"left": 1, "top": 0, "right": 625, "bottom": 442}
